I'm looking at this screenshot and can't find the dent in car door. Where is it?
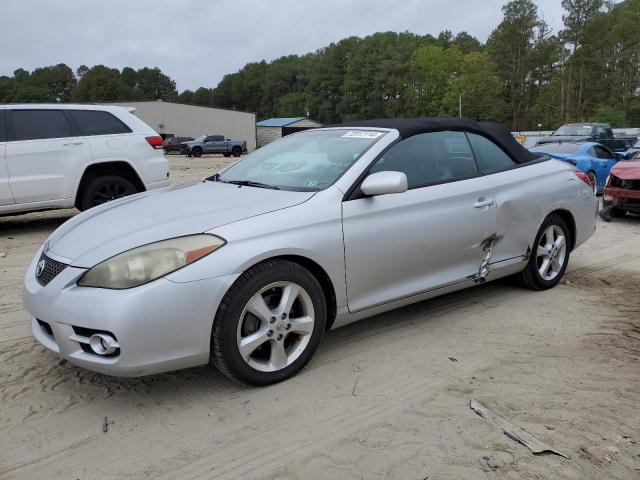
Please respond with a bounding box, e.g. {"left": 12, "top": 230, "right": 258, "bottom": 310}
{"left": 342, "top": 177, "right": 498, "bottom": 313}
{"left": 6, "top": 109, "right": 91, "bottom": 204}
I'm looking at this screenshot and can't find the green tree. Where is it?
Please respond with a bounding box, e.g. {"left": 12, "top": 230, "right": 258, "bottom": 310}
{"left": 192, "top": 87, "right": 213, "bottom": 105}
{"left": 487, "top": 0, "right": 540, "bottom": 129}
{"left": 589, "top": 106, "right": 626, "bottom": 127}
{"left": 71, "top": 65, "right": 132, "bottom": 101}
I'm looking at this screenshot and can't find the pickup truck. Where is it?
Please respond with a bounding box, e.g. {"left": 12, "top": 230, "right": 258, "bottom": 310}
{"left": 535, "top": 123, "right": 635, "bottom": 152}
{"left": 181, "top": 135, "right": 247, "bottom": 158}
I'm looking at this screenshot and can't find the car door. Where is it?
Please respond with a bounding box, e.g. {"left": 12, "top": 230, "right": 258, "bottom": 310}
{"left": 210, "top": 135, "right": 227, "bottom": 153}
{"left": 466, "top": 132, "right": 549, "bottom": 265}
{"left": 342, "top": 131, "right": 498, "bottom": 313}
{"left": 0, "top": 110, "right": 14, "bottom": 206}
{"left": 5, "top": 109, "right": 91, "bottom": 204}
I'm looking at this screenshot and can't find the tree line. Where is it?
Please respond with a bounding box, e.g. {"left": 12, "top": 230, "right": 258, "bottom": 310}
{"left": 1, "top": 0, "right": 638, "bottom": 130}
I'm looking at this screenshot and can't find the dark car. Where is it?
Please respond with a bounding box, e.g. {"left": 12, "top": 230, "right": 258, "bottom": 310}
{"left": 535, "top": 123, "right": 634, "bottom": 152}
{"left": 163, "top": 136, "right": 194, "bottom": 153}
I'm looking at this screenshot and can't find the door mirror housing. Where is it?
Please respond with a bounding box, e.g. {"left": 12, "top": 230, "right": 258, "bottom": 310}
{"left": 360, "top": 171, "right": 408, "bottom": 196}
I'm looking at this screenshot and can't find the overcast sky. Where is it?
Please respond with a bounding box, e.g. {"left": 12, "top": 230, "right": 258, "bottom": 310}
{"left": 1, "top": 0, "right": 565, "bottom": 92}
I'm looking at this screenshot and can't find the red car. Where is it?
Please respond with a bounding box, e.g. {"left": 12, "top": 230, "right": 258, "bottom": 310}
{"left": 601, "top": 156, "right": 640, "bottom": 218}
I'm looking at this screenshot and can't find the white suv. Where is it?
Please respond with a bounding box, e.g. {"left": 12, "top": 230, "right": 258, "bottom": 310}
{"left": 0, "top": 104, "right": 169, "bottom": 214}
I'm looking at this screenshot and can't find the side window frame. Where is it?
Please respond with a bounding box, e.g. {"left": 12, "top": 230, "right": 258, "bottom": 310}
{"left": 6, "top": 109, "right": 74, "bottom": 142}
{"left": 66, "top": 110, "right": 131, "bottom": 137}
{"left": 346, "top": 130, "right": 481, "bottom": 200}
{"left": 465, "top": 132, "right": 518, "bottom": 176}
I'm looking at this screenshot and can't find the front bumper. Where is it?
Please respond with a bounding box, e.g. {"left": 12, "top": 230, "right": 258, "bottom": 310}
{"left": 603, "top": 186, "right": 640, "bottom": 213}
{"left": 24, "top": 249, "right": 240, "bottom": 377}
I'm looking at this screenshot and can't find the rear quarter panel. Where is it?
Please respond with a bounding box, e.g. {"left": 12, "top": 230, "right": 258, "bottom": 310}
{"left": 485, "top": 159, "right": 596, "bottom": 264}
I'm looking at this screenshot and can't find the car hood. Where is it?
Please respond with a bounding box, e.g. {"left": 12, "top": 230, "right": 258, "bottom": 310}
{"left": 536, "top": 135, "right": 590, "bottom": 144}
{"left": 611, "top": 159, "right": 640, "bottom": 180}
{"left": 47, "top": 181, "right": 314, "bottom": 267}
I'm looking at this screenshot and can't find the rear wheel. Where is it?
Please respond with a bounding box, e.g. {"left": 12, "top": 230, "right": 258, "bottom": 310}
{"left": 79, "top": 175, "right": 137, "bottom": 211}
{"left": 192, "top": 147, "right": 203, "bottom": 158}
{"left": 223, "top": 153, "right": 231, "bottom": 158}
{"left": 232, "top": 146, "right": 242, "bottom": 157}
{"left": 517, "top": 214, "right": 571, "bottom": 290}
{"left": 211, "top": 260, "right": 326, "bottom": 386}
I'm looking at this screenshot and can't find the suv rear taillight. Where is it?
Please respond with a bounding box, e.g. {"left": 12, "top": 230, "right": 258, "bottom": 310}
{"left": 574, "top": 171, "right": 592, "bottom": 188}
{"left": 145, "top": 136, "right": 164, "bottom": 149}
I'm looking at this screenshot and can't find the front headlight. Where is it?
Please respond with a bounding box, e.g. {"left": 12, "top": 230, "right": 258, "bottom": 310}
{"left": 78, "top": 234, "right": 225, "bottom": 289}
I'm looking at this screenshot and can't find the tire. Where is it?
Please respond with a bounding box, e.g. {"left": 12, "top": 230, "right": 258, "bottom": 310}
{"left": 517, "top": 214, "right": 571, "bottom": 290}
{"left": 609, "top": 207, "right": 626, "bottom": 218}
{"left": 223, "top": 153, "right": 231, "bottom": 158}
{"left": 211, "top": 259, "right": 326, "bottom": 386}
{"left": 192, "top": 147, "right": 203, "bottom": 158}
{"left": 232, "top": 146, "right": 242, "bottom": 157}
{"left": 79, "top": 175, "right": 138, "bottom": 211}
{"left": 586, "top": 171, "right": 598, "bottom": 195}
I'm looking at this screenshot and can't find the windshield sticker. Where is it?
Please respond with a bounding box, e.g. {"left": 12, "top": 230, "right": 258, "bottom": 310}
{"left": 304, "top": 180, "right": 328, "bottom": 189}
{"left": 341, "top": 131, "right": 384, "bottom": 139}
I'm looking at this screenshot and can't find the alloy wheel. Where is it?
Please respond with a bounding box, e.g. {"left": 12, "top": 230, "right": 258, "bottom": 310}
{"left": 536, "top": 225, "right": 567, "bottom": 281}
{"left": 236, "top": 281, "right": 315, "bottom": 372}
{"left": 91, "top": 182, "right": 134, "bottom": 206}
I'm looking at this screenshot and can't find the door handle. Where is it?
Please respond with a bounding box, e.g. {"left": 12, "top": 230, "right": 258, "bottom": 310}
{"left": 474, "top": 198, "right": 494, "bottom": 208}
{"left": 63, "top": 141, "right": 84, "bottom": 146}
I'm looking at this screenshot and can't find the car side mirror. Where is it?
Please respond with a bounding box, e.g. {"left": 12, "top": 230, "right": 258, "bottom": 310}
{"left": 361, "top": 171, "right": 408, "bottom": 196}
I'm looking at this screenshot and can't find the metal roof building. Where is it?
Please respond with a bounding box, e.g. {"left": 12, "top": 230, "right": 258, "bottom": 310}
{"left": 108, "top": 100, "right": 257, "bottom": 151}
{"left": 256, "top": 117, "right": 323, "bottom": 147}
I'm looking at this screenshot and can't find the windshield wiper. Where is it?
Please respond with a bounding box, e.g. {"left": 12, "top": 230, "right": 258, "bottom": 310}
{"left": 221, "top": 179, "right": 280, "bottom": 190}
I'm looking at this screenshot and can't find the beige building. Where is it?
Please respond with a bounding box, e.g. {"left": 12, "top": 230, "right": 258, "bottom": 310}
{"left": 108, "top": 101, "right": 257, "bottom": 151}
{"left": 256, "top": 117, "right": 323, "bottom": 147}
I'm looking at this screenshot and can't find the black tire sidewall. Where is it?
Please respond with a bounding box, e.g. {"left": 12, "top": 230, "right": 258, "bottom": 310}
{"left": 192, "top": 148, "right": 203, "bottom": 157}
{"left": 525, "top": 214, "right": 571, "bottom": 289}
{"left": 232, "top": 147, "right": 241, "bottom": 157}
{"left": 80, "top": 175, "right": 137, "bottom": 211}
{"left": 212, "top": 261, "right": 326, "bottom": 386}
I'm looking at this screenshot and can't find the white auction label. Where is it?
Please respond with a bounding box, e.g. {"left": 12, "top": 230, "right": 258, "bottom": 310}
{"left": 341, "top": 131, "right": 384, "bottom": 139}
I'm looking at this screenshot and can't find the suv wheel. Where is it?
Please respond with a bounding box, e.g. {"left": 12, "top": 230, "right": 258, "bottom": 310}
{"left": 517, "top": 214, "right": 571, "bottom": 290}
{"left": 79, "top": 175, "right": 137, "bottom": 211}
{"left": 192, "top": 147, "right": 203, "bottom": 158}
{"left": 232, "top": 146, "right": 242, "bottom": 157}
{"left": 211, "top": 260, "right": 326, "bottom": 386}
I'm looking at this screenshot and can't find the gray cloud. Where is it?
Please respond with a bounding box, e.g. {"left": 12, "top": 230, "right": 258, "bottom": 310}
{"left": 1, "top": 0, "right": 565, "bottom": 92}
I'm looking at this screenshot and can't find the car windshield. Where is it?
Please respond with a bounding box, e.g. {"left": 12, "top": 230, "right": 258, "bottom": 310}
{"left": 553, "top": 125, "right": 592, "bottom": 136}
{"left": 530, "top": 143, "right": 580, "bottom": 154}
{"left": 214, "top": 129, "right": 386, "bottom": 191}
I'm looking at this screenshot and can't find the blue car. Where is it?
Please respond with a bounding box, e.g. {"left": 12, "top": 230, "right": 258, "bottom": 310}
{"left": 529, "top": 142, "right": 617, "bottom": 194}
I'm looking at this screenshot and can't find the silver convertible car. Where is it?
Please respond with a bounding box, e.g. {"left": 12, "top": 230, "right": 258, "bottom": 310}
{"left": 24, "top": 118, "right": 597, "bottom": 385}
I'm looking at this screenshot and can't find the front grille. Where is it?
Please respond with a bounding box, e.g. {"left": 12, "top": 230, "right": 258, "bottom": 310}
{"left": 36, "top": 253, "right": 67, "bottom": 286}
{"left": 611, "top": 175, "right": 640, "bottom": 190}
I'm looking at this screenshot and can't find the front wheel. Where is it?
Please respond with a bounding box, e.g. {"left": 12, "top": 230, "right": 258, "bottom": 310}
{"left": 79, "top": 175, "right": 138, "bottom": 211}
{"left": 517, "top": 214, "right": 571, "bottom": 290}
{"left": 192, "top": 147, "right": 203, "bottom": 158}
{"left": 232, "top": 146, "right": 242, "bottom": 157}
{"left": 211, "top": 260, "right": 326, "bottom": 386}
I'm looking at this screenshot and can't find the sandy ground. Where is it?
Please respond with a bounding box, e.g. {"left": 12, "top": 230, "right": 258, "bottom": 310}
{"left": 1, "top": 154, "right": 639, "bottom": 479}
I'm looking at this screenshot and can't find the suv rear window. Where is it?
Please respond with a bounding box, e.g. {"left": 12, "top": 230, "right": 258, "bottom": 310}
{"left": 12, "top": 110, "right": 71, "bottom": 141}
{"left": 68, "top": 110, "right": 131, "bottom": 136}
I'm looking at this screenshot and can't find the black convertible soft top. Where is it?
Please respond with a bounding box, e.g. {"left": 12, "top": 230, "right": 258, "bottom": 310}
{"left": 332, "top": 117, "right": 543, "bottom": 164}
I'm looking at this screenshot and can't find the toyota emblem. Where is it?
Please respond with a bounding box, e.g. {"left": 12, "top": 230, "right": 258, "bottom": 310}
{"left": 36, "top": 259, "right": 46, "bottom": 277}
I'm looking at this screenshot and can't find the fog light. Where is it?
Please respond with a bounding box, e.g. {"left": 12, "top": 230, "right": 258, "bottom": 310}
{"left": 89, "top": 333, "right": 119, "bottom": 355}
